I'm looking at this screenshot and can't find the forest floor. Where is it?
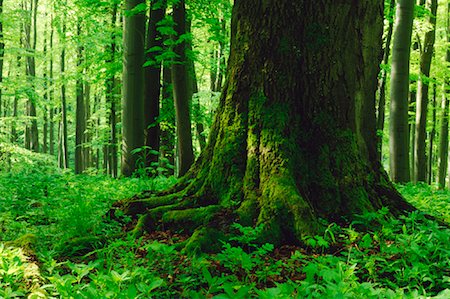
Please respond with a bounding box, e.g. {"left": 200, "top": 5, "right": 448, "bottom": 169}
{"left": 0, "top": 144, "right": 450, "bottom": 298}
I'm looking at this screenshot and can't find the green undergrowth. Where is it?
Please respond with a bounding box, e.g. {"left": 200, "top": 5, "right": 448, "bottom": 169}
{"left": 1, "top": 147, "right": 450, "bottom": 298}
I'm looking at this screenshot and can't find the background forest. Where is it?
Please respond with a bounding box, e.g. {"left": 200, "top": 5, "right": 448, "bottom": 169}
{"left": 0, "top": 0, "right": 450, "bottom": 298}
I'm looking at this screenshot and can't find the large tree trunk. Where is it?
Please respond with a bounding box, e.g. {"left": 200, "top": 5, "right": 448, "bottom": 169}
{"left": 414, "top": 0, "right": 437, "bottom": 182}
{"left": 389, "top": 0, "right": 415, "bottom": 183}
{"left": 114, "top": 0, "right": 414, "bottom": 251}
{"left": 121, "top": 0, "right": 146, "bottom": 177}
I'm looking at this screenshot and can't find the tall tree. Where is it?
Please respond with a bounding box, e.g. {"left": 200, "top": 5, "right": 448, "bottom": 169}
{"left": 0, "top": 0, "right": 5, "bottom": 121}
{"left": 59, "top": 22, "right": 69, "bottom": 169}
{"left": 115, "top": 0, "right": 413, "bottom": 250}
{"left": 428, "top": 82, "right": 436, "bottom": 184}
{"left": 172, "top": 0, "right": 194, "bottom": 177}
{"left": 105, "top": 2, "right": 119, "bottom": 177}
{"left": 160, "top": 64, "right": 175, "bottom": 175}
{"left": 49, "top": 15, "right": 55, "bottom": 156}
{"left": 24, "top": 0, "right": 39, "bottom": 152}
{"left": 409, "top": 86, "right": 417, "bottom": 181}
{"left": 121, "top": 0, "right": 146, "bottom": 176}
{"left": 414, "top": 0, "right": 438, "bottom": 182}
{"left": 389, "top": 0, "right": 415, "bottom": 183}
{"left": 42, "top": 16, "right": 49, "bottom": 153}
{"left": 75, "top": 19, "right": 86, "bottom": 174}
{"left": 376, "top": 0, "right": 396, "bottom": 159}
{"left": 143, "top": 0, "right": 166, "bottom": 170}
{"left": 438, "top": 2, "right": 450, "bottom": 189}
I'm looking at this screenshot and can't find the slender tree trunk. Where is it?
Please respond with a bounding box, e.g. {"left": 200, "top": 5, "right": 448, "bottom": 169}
{"left": 185, "top": 19, "right": 206, "bottom": 152}
{"left": 42, "top": 19, "right": 48, "bottom": 153}
{"left": 428, "top": 82, "right": 436, "bottom": 184}
{"left": 106, "top": 4, "right": 118, "bottom": 177}
{"left": 389, "top": 0, "right": 414, "bottom": 183}
{"left": 210, "top": 50, "right": 217, "bottom": 92}
{"left": 144, "top": 0, "right": 166, "bottom": 170}
{"left": 414, "top": 0, "right": 437, "bottom": 182}
{"left": 59, "top": 22, "right": 69, "bottom": 169}
{"left": 172, "top": 0, "right": 194, "bottom": 177}
{"left": 24, "top": 0, "right": 39, "bottom": 152}
{"left": 0, "top": 0, "right": 5, "bottom": 124}
{"left": 11, "top": 54, "right": 21, "bottom": 143}
{"left": 193, "top": 80, "right": 206, "bottom": 151}
{"left": 377, "top": 0, "right": 396, "bottom": 160}
{"left": 160, "top": 64, "right": 175, "bottom": 175}
{"left": 438, "top": 3, "right": 450, "bottom": 189}
{"left": 215, "top": 18, "right": 226, "bottom": 92}
{"left": 409, "top": 88, "right": 416, "bottom": 181}
{"left": 94, "top": 94, "right": 101, "bottom": 169}
{"left": 49, "top": 15, "right": 55, "bottom": 156}
{"left": 121, "top": 0, "right": 146, "bottom": 176}
{"left": 75, "top": 19, "right": 86, "bottom": 174}
{"left": 84, "top": 82, "right": 92, "bottom": 168}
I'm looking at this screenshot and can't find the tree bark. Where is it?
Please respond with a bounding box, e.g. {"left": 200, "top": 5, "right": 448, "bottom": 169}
{"left": 414, "top": 0, "right": 437, "bottom": 182}
{"left": 75, "top": 19, "right": 86, "bottom": 174}
{"left": 24, "top": 0, "right": 39, "bottom": 152}
{"left": 114, "top": 0, "right": 414, "bottom": 251}
{"left": 59, "top": 22, "right": 69, "bottom": 169}
{"left": 160, "top": 64, "right": 175, "bottom": 175}
{"left": 438, "top": 3, "right": 450, "bottom": 189}
{"left": 376, "top": 0, "right": 395, "bottom": 160}
{"left": 0, "top": 0, "right": 4, "bottom": 124}
{"left": 121, "top": 0, "right": 146, "bottom": 177}
{"left": 106, "top": 3, "right": 118, "bottom": 177}
{"left": 49, "top": 15, "right": 55, "bottom": 156}
{"left": 428, "top": 82, "right": 436, "bottom": 184}
{"left": 42, "top": 18, "right": 48, "bottom": 154}
{"left": 84, "top": 82, "right": 92, "bottom": 168}
{"left": 389, "top": 0, "right": 414, "bottom": 183}
{"left": 172, "top": 0, "right": 194, "bottom": 177}
{"left": 144, "top": 0, "right": 166, "bottom": 170}
{"left": 409, "top": 88, "right": 416, "bottom": 181}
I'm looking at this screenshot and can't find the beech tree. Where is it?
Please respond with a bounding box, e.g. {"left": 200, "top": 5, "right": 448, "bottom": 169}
{"left": 172, "top": 0, "right": 194, "bottom": 177}
{"left": 75, "top": 18, "right": 86, "bottom": 174}
{"left": 376, "top": 0, "right": 395, "bottom": 159}
{"left": 414, "top": 0, "right": 438, "bottom": 183}
{"left": 0, "top": 0, "right": 4, "bottom": 122}
{"left": 121, "top": 0, "right": 146, "bottom": 177}
{"left": 389, "top": 0, "right": 415, "bottom": 183}
{"left": 438, "top": 2, "right": 450, "bottom": 189}
{"left": 114, "top": 0, "right": 414, "bottom": 250}
{"left": 143, "top": 0, "right": 166, "bottom": 170}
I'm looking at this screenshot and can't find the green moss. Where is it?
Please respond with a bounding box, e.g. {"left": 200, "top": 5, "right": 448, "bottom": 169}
{"left": 236, "top": 196, "right": 258, "bottom": 226}
{"left": 162, "top": 205, "right": 222, "bottom": 234}
{"left": 183, "top": 227, "right": 226, "bottom": 255}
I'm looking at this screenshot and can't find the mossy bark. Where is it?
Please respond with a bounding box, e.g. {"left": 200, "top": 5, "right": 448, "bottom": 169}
{"left": 113, "top": 0, "right": 414, "bottom": 251}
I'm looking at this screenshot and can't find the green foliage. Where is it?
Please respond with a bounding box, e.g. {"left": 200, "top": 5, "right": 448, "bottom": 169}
{"left": 1, "top": 148, "right": 450, "bottom": 298}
